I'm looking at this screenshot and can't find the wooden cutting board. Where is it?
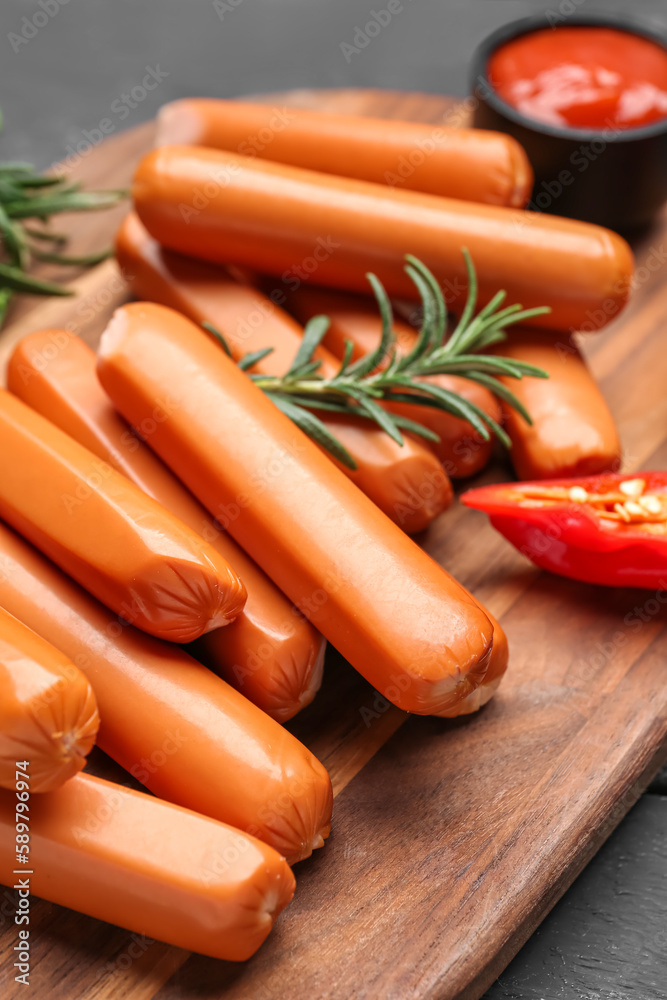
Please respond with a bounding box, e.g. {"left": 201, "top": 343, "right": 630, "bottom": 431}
{"left": 1, "top": 89, "right": 666, "bottom": 1000}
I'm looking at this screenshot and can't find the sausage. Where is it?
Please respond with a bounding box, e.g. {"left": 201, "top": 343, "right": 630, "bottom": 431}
{"left": 132, "top": 146, "right": 634, "bottom": 332}
{"left": 97, "top": 301, "right": 499, "bottom": 717}
{"left": 493, "top": 329, "right": 622, "bottom": 479}
{"left": 8, "top": 330, "right": 325, "bottom": 723}
{"left": 0, "top": 521, "right": 332, "bottom": 863}
{"left": 280, "top": 283, "right": 502, "bottom": 478}
{"left": 260, "top": 279, "right": 510, "bottom": 703}
{"left": 0, "top": 388, "right": 247, "bottom": 643}
{"left": 115, "top": 212, "right": 453, "bottom": 533}
{"left": 155, "top": 98, "right": 533, "bottom": 207}
{"left": 0, "top": 771, "right": 295, "bottom": 960}
{"left": 279, "top": 281, "right": 511, "bottom": 698}
{"left": 0, "top": 607, "right": 98, "bottom": 792}
{"left": 454, "top": 610, "right": 507, "bottom": 716}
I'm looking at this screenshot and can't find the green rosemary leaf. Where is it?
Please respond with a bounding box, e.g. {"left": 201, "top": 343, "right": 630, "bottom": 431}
{"left": 476, "top": 288, "right": 507, "bottom": 322}
{"left": 4, "top": 189, "right": 125, "bottom": 219}
{"left": 202, "top": 322, "right": 234, "bottom": 357}
{"left": 44, "top": 181, "right": 82, "bottom": 197}
{"left": 471, "top": 327, "right": 510, "bottom": 352}
{"left": 279, "top": 397, "right": 354, "bottom": 414}
{"left": 465, "top": 356, "right": 549, "bottom": 379}
{"left": 497, "top": 358, "right": 549, "bottom": 379}
{"left": 0, "top": 288, "right": 13, "bottom": 326}
{"left": 422, "top": 355, "right": 542, "bottom": 379}
{"left": 381, "top": 390, "right": 451, "bottom": 409}
{"left": 267, "top": 394, "right": 357, "bottom": 469}
{"left": 404, "top": 254, "right": 447, "bottom": 349}
{"left": 0, "top": 203, "right": 28, "bottom": 269}
{"left": 12, "top": 174, "right": 66, "bottom": 189}
{"left": 463, "top": 371, "right": 534, "bottom": 425}
{"left": 376, "top": 371, "right": 420, "bottom": 389}
{"left": 476, "top": 410, "right": 511, "bottom": 449}
{"left": 237, "top": 347, "right": 276, "bottom": 371}
{"left": 387, "top": 412, "right": 440, "bottom": 443}
{"left": 353, "top": 395, "right": 404, "bottom": 445}
{"left": 0, "top": 181, "right": 29, "bottom": 203}
{"left": 400, "top": 264, "right": 438, "bottom": 367}
{"left": 471, "top": 305, "right": 552, "bottom": 345}
{"left": 343, "top": 381, "right": 385, "bottom": 401}
{"left": 288, "top": 360, "right": 324, "bottom": 380}
{"left": 381, "top": 346, "right": 401, "bottom": 377}
{"left": 286, "top": 314, "right": 329, "bottom": 376}
{"left": 0, "top": 162, "right": 34, "bottom": 174}
{"left": 24, "top": 227, "right": 68, "bottom": 244}
{"left": 410, "top": 381, "right": 512, "bottom": 446}
{"left": 462, "top": 306, "right": 524, "bottom": 348}
{"left": 0, "top": 262, "right": 74, "bottom": 296}
{"left": 336, "top": 339, "right": 356, "bottom": 376}
{"left": 454, "top": 291, "right": 508, "bottom": 354}
{"left": 394, "top": 381, "right": 492, "bottom": 442}
{"left": 32, "top": 247, "right": 113, "bottom": 267}
{"left": 345, "top": 272, "right": 394, "bottom": 377}
{"left": 447, "top": 247, "right": 477, "bottom": 350}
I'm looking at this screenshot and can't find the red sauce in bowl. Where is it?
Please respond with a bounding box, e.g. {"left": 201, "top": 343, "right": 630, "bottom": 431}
{"left": 488, "top": 26, "right": 667, "bottom": 130}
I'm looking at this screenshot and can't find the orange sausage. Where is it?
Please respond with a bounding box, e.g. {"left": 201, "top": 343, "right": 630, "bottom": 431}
{"left": 156, "top": 98, "right": 533, "bottom": 207}
{"left": 0, "top": 772, "right": 295, "bottom": 960}
{"left": 116, "top": 212, "right": 453, "bottom": 533}
{"left": 0, "top": 607, "right": 98, "bottom": 792}
{"left": 493, "top": 329, "right": 622, "bottom": 479}
{"left": 8, "top": 331, "right": 325, "bottom": 723}
{"left": 0, "top": 521, "right": 332, "bottom": 863}
{"left": 98, "top": 302, "right": 498, "bottom": 717}
{"left": 0, "top": 389, "right": 246, "bottom": 643}
{"left": 281, "top": 283, "right": 502, "bottom": 479}
{"left": 132, "top": 146, "right": 634, "bottom": 333}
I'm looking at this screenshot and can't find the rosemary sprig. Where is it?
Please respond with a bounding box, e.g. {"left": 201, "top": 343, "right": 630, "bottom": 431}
{"left": 206, "top": 251, "right": 550, "bottom": 470}
{"left": 0, "top": 112, "right": 126, "bottom": 324}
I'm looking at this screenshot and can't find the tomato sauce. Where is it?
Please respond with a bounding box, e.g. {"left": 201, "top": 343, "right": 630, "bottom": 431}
{"left": 488, "top": 26, "right": 667, "bottom": 130}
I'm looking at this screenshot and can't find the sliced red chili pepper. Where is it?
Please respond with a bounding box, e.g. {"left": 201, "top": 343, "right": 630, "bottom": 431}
{"left": 461, "top": 473, "right": 667, "bottom": 589}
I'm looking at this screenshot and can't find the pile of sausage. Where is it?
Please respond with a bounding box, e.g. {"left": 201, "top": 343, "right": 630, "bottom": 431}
{"left": 0, "top": 99, "right": 631, "bottom": 962}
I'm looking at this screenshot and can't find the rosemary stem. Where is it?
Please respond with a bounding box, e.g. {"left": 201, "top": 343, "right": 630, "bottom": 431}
{"left": 209, "top": 251, "right": 550, "bottom": 467}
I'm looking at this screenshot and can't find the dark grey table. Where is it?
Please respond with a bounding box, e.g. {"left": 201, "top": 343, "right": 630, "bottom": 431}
{"left": 2, "top": 1, "right": 666, "bottom": 997}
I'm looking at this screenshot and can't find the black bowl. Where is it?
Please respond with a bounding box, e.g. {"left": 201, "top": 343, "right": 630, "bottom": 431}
{"left": 470, "top": 12, "right": 667, "bottom": 232}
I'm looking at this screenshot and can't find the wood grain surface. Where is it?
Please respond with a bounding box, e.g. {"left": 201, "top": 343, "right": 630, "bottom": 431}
{"left": 0, "top": 88, "right": 666, "bottom": 1000}
{"left": 484, "top": 794, "right": 667, "bottom": 999}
